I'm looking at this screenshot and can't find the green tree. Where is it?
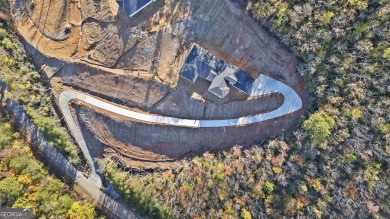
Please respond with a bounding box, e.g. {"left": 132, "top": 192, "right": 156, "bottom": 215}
{"left": 9, "top": 154, "right": 30, "bottom": 174}
{"left": 53, "top": 195, "right": 74, "bottom": 215}
{"left": 344, "top": 154, "right": 357, "bottom": 163}
{"left": 66, "top": 202, "right": 96, "bottom": 219}
{"left": 383, "top": 47, "right": 390, "bottom": 61}
{"left": 0, "top": 122, "right": 18, "bottom": 149}
{"left": 2, "top": 37, "right": 16, "bottom": 50}
{"left": 364, "top": 163, "right": 381, "bottom": 190}
{"left": 35, "top": 178, "right": 74, "bottom": 216}
{"left": 0, "top": 176, "right": 24, "bottom": 201}
{"left": 322, "top": 11, "right": 335, "bottom": 24}
{"left": 242, "top": 208, "right": 252, "bottom": 219}
{"left": 264, "top": 181, "right": 275, "bottom": 194}
{"left": 347, "top": 0, "right": 368, "bottom": 10}
{"left": 303, "top": 111, "right": 335, "bottom": 148}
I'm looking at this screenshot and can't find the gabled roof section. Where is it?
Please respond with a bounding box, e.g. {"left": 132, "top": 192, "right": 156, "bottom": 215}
{"left": 179, "top": 45, "right": 255, "bottom": 98}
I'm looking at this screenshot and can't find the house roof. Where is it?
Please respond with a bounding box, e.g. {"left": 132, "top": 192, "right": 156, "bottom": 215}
{"left": 230, "top": 70, "right": 255, "bottom": 94}
{"left": 209, "top": 81, "right": 230, "bottom": 98}
{"left": 117, "top": 0, "right": 155, "bottom": 17}
{"left": 179, "top": 45, "right": 255, "bottom": 98}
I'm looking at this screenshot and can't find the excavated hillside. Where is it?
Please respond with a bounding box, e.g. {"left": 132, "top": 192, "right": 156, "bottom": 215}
{"left": 9, "top": 0, "right": 307, "bottom": 169}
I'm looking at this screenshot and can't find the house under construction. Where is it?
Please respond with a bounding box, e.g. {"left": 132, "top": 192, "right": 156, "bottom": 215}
{"left": 180, "top": 45, "right": 254, "bottom": 98}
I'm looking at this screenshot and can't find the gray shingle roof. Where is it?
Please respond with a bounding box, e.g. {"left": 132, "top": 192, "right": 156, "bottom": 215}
{"left": 117, "top": 0, "right": 155, "bottom": 17}
{"left": 179, "top": 45, "right": 255, "bottom": 98}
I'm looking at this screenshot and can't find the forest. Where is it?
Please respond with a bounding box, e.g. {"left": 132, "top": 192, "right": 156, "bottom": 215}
{"left": 0, "top": 118, "right": 97, "bottom": 218}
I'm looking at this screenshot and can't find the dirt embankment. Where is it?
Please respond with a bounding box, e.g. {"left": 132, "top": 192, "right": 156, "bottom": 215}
{"left": 74, "top": 102, "right": 301, "bottom": 170}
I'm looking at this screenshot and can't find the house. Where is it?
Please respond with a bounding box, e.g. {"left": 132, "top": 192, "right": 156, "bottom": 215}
{"left": 116, "top": 0, "right": 156, "bottom": 17}
{"left": 179, "top": 45, "right": 255, "bottom": 98}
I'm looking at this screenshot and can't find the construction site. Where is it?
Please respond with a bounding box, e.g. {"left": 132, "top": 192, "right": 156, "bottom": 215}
{"left": 9, "top": 0, "right": 307, "bottom": 172}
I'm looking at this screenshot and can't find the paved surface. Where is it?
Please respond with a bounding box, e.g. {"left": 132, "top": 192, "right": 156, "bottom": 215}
{"left": 59, "top": 74, "right": 302, "bottom": 128}
{"left": 59, "top": 74, "right": 302, "bottom": 186}
{"left": 75, "top": 172, "right": 139, "bottom": 219}
{"left": 58, "top": 90, "right": 103, "bottom": 187}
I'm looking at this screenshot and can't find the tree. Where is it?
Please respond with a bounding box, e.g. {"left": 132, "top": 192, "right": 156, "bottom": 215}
{"left": 0, "top": 122, "right": 18, "bottom": 149}
{"left": 241, "top": 208, "right": 252, "bottom": 219}
{"left": 35, "top": 177, "right": 74, "bottom": 216}
{"left": 303, "top": 111, "right": 335, "bottom": 148}
{"left": 53, "top": 195, "right": 74, "bottom": 216}
{"left": 66, "top": 202, "right": 96, "bottom": 219}
{"left": 264, "top": 181, "right": 275, "bottom": 194}
{"left": 364, "top": 163, "right": 381, "bottom": 190}
{"left": 0, "top": 176, "right": 24, "bottom": 201}
{"left": 9, "top": 154, "right": 30, "bottom": 174}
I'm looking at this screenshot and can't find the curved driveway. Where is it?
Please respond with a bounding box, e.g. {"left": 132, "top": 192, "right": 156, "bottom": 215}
{"left": 59, "top": 74, "right": 302, "bottom": 186}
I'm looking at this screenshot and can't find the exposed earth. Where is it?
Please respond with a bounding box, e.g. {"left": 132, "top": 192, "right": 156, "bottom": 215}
{"left": 9, "top": 0, "right": 307, "bottom": 170}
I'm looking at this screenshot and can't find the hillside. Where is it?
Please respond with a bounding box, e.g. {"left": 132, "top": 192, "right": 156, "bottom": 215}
{"left": 0, "top": 119, "right": 100, "bottom": 218}
{"left": 101, "top": 0, "right": 390, "bottom": 218}
{"left": 8, "top": 0, "right": 308, "bottom": 172}
{"left": 1, "top": 0, "right": 389, "bottom": 218}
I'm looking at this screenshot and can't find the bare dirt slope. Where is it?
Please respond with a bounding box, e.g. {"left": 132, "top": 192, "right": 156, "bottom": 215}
{"left": 9, "top": 0, "right": 307, "bottom": 169}
{"left": 10, "top": 0, "right": 299, "bottom": 86}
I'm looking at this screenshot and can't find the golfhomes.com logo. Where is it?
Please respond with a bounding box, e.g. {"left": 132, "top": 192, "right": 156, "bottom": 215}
{"left": 0, "top": 208, "right": 33, "bottom": 219}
